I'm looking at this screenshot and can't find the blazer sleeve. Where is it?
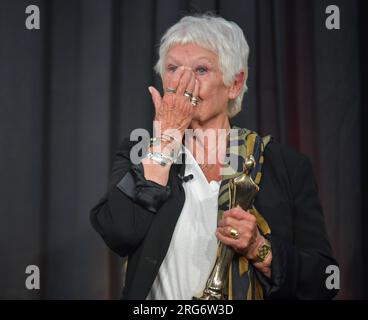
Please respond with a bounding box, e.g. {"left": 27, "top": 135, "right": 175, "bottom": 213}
{"left": 90, "top": 137, "right": 171, "bottom": 258}
{"left": 257, "top": 152, "right": 339, "bottom": 299}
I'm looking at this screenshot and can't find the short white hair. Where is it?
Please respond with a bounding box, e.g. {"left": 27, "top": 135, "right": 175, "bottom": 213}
{"left": 154, "top": 14, "right": 250, "bottom": 118}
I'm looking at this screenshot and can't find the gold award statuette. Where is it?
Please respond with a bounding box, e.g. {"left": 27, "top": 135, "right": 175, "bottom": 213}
{"left": 193, "top": 155, "right": 259, "bottom": 300}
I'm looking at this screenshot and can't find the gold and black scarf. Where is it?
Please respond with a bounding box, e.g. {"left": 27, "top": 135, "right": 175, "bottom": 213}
{"left": 217, "top": 126, "right": 272, "bottom": 300}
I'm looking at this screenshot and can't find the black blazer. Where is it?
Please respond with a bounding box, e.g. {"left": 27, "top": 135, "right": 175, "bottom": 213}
{"left": 90, "top": 136, "right": 339, "bottom": 300}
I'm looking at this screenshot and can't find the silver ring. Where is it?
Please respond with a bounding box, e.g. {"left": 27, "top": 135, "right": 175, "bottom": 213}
{"left": 166, "top": 87, "right": 177, "bottom": 94}
{"left": 184, "top": 90, "right": 193, "bottom": 99}
{"left": 190, "top": 96, "right": 200, "bottom": 106}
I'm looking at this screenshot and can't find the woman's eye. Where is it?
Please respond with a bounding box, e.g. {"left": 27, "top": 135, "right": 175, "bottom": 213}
{"left": 195, "top": 66, "right": 208, "bottom": 75}
{"left": 167, "top": 65, "right": 178, "bottom": 73}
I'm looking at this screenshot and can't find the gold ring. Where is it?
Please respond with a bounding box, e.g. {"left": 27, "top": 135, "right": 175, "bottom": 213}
{"left": 184, "top": 90, "right": 193, "bottom": 98}
{"left": 166, "top": 87, "right": 177, "bottom": 94}
{"left": 229, "top": 228, "right": 240, "bottom": 239}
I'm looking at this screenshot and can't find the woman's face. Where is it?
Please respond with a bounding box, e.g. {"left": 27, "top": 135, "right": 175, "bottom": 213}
{"left": 162, "top": 43, "right": 236, "bottom": 124}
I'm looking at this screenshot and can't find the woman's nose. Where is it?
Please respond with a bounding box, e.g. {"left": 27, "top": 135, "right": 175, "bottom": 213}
{"left": 182, "top": 66, "right": 194, "bottom": 73}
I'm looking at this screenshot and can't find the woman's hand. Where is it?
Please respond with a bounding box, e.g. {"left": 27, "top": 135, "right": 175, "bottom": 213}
{"left": 148, "top": 66, "right": 199, "bottom": 140}
{"left": 216, "top": 206, "right": 265, "bottom": 260}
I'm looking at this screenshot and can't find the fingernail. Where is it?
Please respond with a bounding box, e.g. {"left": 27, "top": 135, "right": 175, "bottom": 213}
{"left": 148, "top": 86, "right": 153, "bottom": 94}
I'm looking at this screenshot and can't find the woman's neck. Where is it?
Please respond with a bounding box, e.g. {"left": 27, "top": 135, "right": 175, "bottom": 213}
{"left": 187, "top": 115, "right": 231, "bottom": 166}
{"left": 189, "top": 115, "right": 231, "bottom": 133}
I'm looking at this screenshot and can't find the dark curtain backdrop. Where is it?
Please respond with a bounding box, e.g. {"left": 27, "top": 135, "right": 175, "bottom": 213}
{"left": 0, "top": 0, "right": 365, "bottom": 299}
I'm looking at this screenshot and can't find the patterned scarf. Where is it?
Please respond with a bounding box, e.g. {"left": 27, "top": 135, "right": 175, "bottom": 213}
{"left": 217, "top": 126, "right": 272, "bottom": 300}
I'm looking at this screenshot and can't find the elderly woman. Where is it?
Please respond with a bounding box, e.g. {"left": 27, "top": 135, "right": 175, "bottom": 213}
{"left": 90, "top": 14, "right": 338, "bottom": 300}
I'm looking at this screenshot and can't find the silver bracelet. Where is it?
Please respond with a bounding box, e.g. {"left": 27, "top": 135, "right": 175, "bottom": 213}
{"left": 145, "top": 151, "right": 175, "bottom": 166}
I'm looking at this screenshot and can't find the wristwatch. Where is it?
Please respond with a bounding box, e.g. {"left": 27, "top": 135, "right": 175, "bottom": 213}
{"left": 252, "top": 240, "right": 272, "bottom": 263}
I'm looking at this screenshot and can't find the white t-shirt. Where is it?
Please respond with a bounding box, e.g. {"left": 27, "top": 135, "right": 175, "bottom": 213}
{"left": 146, "top": 146, "right": 220, "bottom": 300}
